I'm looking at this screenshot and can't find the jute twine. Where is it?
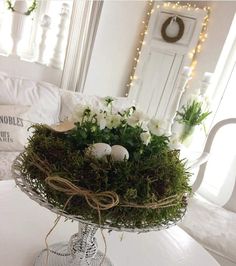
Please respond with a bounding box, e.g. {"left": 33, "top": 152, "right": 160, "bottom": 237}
{"left": 45, "top": 176, "right": 183, "bottom": 210}
{"left": 46, "top": 176, "right": 120, "bottom": 211}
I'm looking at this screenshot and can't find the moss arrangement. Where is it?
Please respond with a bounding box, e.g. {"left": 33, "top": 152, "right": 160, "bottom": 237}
{"left": 16, "top": 101, "right": 191, "bottom": 229}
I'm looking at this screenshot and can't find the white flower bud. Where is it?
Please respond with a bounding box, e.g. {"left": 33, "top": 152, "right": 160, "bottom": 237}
{"left": 127, "top": 110, "right": 149, "bottom": 127}
{"left": 140, "top": 131, "right": 151, "bottom": 145}
{"left": 148, "top": 118, "right": 168, "bottom": 136}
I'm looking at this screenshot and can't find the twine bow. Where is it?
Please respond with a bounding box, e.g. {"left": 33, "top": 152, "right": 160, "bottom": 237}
{"left": 45, "top": 176, "right": 119, "bottom": 211}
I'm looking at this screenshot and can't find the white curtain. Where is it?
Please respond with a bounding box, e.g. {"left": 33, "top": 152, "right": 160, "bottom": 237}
{"left": 60, "top": 0, "right": 103, "bottom": 92}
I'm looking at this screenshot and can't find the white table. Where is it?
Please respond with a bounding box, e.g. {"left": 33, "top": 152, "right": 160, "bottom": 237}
{"left": 0, "top": 180, "right": 220, "bottom": 266}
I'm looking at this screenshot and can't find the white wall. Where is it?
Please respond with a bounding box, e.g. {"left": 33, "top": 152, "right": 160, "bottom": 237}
{"left": 84, "top": 1, "right": 146, "bottom": 97}
{"left": 189, "top": 1, "right": 236, "bottom": 92}
{"left": 84, "top": 1, "right": 236, "bottom": 98}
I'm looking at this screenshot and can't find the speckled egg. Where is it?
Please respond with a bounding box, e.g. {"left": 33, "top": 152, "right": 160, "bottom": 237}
{"left": 111, "top": 145, "right": 129, "bottom": 161}
{"left": 88, "top": 143, "right": 112, "bottom": 159}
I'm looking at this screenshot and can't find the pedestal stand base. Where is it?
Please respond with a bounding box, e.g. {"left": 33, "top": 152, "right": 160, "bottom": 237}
{"left": 34, "top": 243, "right": 113, "bottom": 266}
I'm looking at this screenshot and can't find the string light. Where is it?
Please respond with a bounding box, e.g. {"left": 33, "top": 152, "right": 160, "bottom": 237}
{"left": 190, "top": 6, "right": 211, "bottom": 72}
{"left": 125, "top": 0, "right": 154, "bottom": 97}
{"left": 125, "top": 2, "right": 211, "bottom": 97}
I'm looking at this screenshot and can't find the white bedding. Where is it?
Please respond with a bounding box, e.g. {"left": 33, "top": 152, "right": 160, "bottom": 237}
{"left": 0, "top": 72, "right": 61, "bottom": 125}
{"left": 0, "top": 152, "right": 19, "bottom": 180}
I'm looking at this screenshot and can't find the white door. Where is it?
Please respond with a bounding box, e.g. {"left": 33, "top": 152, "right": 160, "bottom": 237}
{"left": 128, "top": 3, "right": 206, "bottom": 120}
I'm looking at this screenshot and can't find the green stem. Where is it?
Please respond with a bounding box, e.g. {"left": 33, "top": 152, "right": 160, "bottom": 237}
{"left": 180, "top": 125, "right": 194, "bottom": 143}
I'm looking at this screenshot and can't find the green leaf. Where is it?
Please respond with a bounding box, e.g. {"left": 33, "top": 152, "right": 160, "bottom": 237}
{"left": 176, "top": 100, "right": 211, "bottom": 127}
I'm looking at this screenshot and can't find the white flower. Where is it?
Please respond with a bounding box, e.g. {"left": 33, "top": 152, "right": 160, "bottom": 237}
{"left": 140, "top": 131, "right": 151, "bottom": 145}
{"left": 84, "top": 105, "right": 96, "bottom": 119}
{"left": 148, "top": 118, "right": 167, "bottom": 136}
{"left": 140, "top": 123, "right": 149, "bottom": 131}
{"left": 190, "top": 94, "right": 202, "bottom": 103}
{"left": 71, "top": 105, "right": 98, "bottom": 123}
{"left": 168, "top": 134, "right": 182, "bottom": 150}
{"left": 96, "top": 112, "right": 107, "bottom": 130}
{"left": 127, "top": 110, "right": 149, "bottom": 127}
{"left": 106, "top": 114, "right": 121, "bottom": 129}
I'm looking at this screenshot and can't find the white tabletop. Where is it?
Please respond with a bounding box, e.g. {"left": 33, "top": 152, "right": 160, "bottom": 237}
{"left": 0, "top": 180, "right": 219, "bottom": 266}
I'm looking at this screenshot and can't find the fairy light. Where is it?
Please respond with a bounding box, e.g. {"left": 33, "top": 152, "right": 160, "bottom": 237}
{"left": 190, "top": 6, "right": 211, "bottom": 72}
{"left": 125, "top": 0, "right": 155, "bottom": 97}
{"left": 125, "top": 2, "right": 211, "bottom": 97}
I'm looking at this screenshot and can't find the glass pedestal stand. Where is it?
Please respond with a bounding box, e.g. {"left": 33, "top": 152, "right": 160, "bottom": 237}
{"left": 34, "top": 223, "right": 113, "bottom": 266}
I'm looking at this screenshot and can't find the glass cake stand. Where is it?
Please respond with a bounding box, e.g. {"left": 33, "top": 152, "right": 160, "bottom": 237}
{"left": 12, "top": 157, "right": 186, "bottom": 266}
{"left": 34, "top": 223, "right": 113, "bottom": 266}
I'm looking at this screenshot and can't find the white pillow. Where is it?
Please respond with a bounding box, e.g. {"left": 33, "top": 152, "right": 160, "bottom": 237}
{"left": 0, "top": 74, "right": 61, "bottom": 124}
{"left": 0, "top": 105, "right": 31, "bottom": 151}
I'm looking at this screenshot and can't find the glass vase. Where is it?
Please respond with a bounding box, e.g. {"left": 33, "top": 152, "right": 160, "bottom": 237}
{"left": 180, "top": 124, "right": 195, "bottom": 145}
{"left": 34, "top": 222, "right": 113, "bottom": 266}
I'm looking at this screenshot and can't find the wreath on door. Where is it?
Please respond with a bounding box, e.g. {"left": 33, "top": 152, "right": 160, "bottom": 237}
{"left": 161, "top": 16, "right": 185, "bottom": 43}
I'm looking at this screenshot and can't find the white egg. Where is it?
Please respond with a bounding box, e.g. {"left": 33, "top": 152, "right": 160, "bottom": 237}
{"left": 88, "top": 143, "right": 112, "bottom": 159}
{"left": 111, "top": 145, "right": 129, "bottom": 161}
